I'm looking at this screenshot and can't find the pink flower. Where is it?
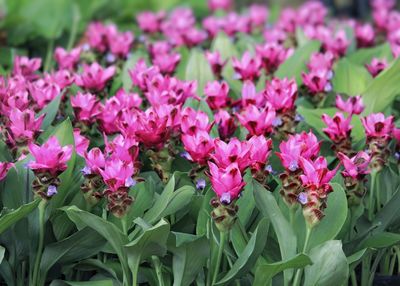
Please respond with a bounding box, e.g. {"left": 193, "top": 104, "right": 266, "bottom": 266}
{"left": 338, "top": 151, "right": 370, "bottom": 179}
{"left": 181, "top": 28, "right": 207, "bottom": 47}
{"left": 204, "top": 81, "right": 229, "bottom": 110}
{"left": 208, "top": 162, "right": 245, "bottom": 204}
{"left": 28, "top": 79, "right": 60, "bottom": 109}
{"left": 85, "top": 22, "right": 109, "bottom": 52}
{"left": 208, "top": 0, "right": 232, "bottom": 12}
{"left": 128, "top": 59, "right": 160, "bottom": 91}
{"left": 361, "top": 113, "right": 394, "bottom": 140}
{"left": 50, "top": 70, "right": 75, "bottom": 89}
{"left": 28, "top": 136, "right": 73, "bottom": 176}
{"left": 182, "top": 131, "right": 215, "bottom": 165}
{"left": 0, "top": 162, "right": 13, "bottom": 181}
{"left": 323, "top": 30, "right": 350, "bottom": 58}
{"left": 263, "top": 28, "right": 287, "bottom": 44}
{"left": 54, "top": 47, "right": 81, "bottom": 70}
{"left": 12, "top": 56, "right": 41, "bottom": 80}
{"left": 277, "top": 131, "right": 320, "bottom": 171}
{"left": 255, "top": 42, "right": 291, "bottom": 74}
{"left": 97, "top": 97, "right": 123, "bottom": 135}
{"left": 135, "top": 108, "right": 170, "bottom": 150}
{"left": 365, "top": 58, "right": 388, "bottom": 77}
{"left": 335, "top": 95, "right": 364, "bottom": 115}
{"left": 232, "top": 52, "right": 262, "bottom": 81}
{"left": 277, "top": 8, "right": 297, "bottom": 33}
{"left": 394, "top": 128, "right": 400, "bottom": 146}
{"left": 136, "top": 11, "right": 165, "bottom": 33}
{"left": 248, "top": 135, "right": 272, "bottom": 172}
{"left": 73, "top": 129, "right": 89, "bottom": 157}
{"left": 307, "top": 52, "right": 335, "bottom": 71}
{"left": 153, "top": 104, "right": 181, "bottom": 130}
{"left": 75, "top": 62, "right": 115, "bottom": 91}
{"left": 371, "top": 0, "right": 396, "bottom": 10}
{"left": 105, "top": 134, "right": 139, "bottom": 164}
{"left": 373, "top": 8, "right": 390, "bottom": 32}
{"left": 84, "top": 147, "right": 106, "bottom": 175}
{"left": 264, "top": 78, "right": 297, "bottom": 112}
{"left": 299, "top": 156, "right": 338, "bottom": 190}
{"left": 302, "top": 69, "right": 332, "bottom": 94}
{"left": 70, "top": 92, "right": 102, "bottom": 123}
{"left": 181, "top": 107, "right": 212, "bottom": 135}
{"left": 99, "top": 158, "right": 135, "bottom": 192}
{"left": 205, "top": 51, "right": 227, "bottom": 78}
{"left": 322, "top": 113, "right": 353, "bottom": 142}
{"left": 241, "top": 80, "right": 264, "bottom": 107}
{"left": 355, "top": 23, "right": 375, "bottom": 48}
{"left": 114, "top": 88, "right": 142, "bottom": 109}
{"left": 7, "top": 108, "right": 44, "bottom": 145}
{"left": 215, "top": 110, "right": 236, "bottom": 140}
{"left": 148, "top": 41, "right": 171, "bottom": 58}
{"left": 108, "top": 31, "right": 134, "bottom": 58}
{"left": 298, "top": 1, "right": 327, "bottom": 26}
{"left": 211, "top": 138, "right": 251, "bottom": 171}
{"left": 152, "top": 52, "right": 181, "bottom": 75}
{"left": 249, "top": 4, "right": 268, "bottom": 28}
{"left": 237, "top": 104, "right": 276, "bottom": 136}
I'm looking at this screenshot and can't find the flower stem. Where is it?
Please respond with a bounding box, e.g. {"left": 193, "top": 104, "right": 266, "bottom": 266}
{"left": 292, "top": 226, "right": 312, "bottom": 286}
{"left": 152, "top": 255, "right": 164, "bottom": 286}
{"left": 67, "top": 5, "right": 80, "bottom": 50}
{"left": 32, "top": 199, "right": 47, "bottom": 286}
{"left": 368, "top": 171, "right": 377, "bottom": 221}
{"left": 212, "top": 231, "right": 227, "bottom": 285}
{"left": 130, "top": 256, "right": 141, "bottom": 286}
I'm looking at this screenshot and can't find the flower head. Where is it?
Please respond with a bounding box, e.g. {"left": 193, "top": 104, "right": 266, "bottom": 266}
{"left": 13, "top": 56, "right": 41, "bottom": 80}
{"left": 75, "top": 62, "right": 115, "bottom": 91}
{"left": 182, "top": 131, "right": 214, "bottom": 165}
{"left": 335, "top": 95, "right": 364, "bottom": 115}
{"left": 338, "top": 151, "right": 370, "bottom": 179}
{"left": 211, "top": 138, "right": 251, "bottom": 171}
{"left": 205, "top": 51, "right": 227, "bottom": 78}
{"left": 7, "top": 108, "right": 44, "bottom": 146}
{"left": 361, "top": 113, "right": 394, "bottom": 140}
{"left": 322, "top": 113, "right": 353, "bottom": 143}
{"left": 248, "top": 135, "right": 273, "bottom": 172}
{"left": 205, "top": 81, "right": 229, "bottom": 110}
{"left": 70, "top": 92, "right": 102, "bottom": 123}
{"left": 255, "top": 43, "right": 291, "bottom": 74}
{"left": 264, "top": 78, "right": 297, "bottom": 112}
{"left": 214, "top": 110, "right": 236, "bottom": 140}
{"left": 237, "top": 104, "right": 276, "bottom": 136}
{"left": 54, "top": 47, "right": 81, "bottom": 70}
{"left": 232, "top": 52, "right": 262, "bottom": 81}
{"left": 299, "top": 156, "right": 338, "bottom": 191}
{"left": 0, "top": 162, "right": 13, "bottom": 181}
{"left": 99, "top": 158, "right": 135, "bottom": 192}
{"left": 84, "top": 147, "right": 106, "bottom": 175}
{"left": 365, "top": 58, "right": 388, "bottom": 77}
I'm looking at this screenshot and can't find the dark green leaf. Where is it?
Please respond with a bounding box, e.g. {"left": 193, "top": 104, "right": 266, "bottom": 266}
{"left": 0, "top": 199, "right": 40, "bottom": 235}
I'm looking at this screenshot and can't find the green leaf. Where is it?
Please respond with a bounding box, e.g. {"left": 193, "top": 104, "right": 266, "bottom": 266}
{"left": 332, "top": 58, "right": 372, "bottom": 96}
{"left": 0, "top": 199, "right": 40, "bottom": 235}
{"left": 362, "top": 57, "right": 400, "bottom": 114}
{"left": 254, "top": 254, "right": 313, "bottom": 286}
{"left": 0, "top": 246, "right": 4, "bottom": 264}
{"left": 362, "top": 232, "right": 400, "bottom": 249}
{"left": 169, "top": 233, "right": 209, "bottom": 286}
{"left": 253, "top": 180, "right": 297, "bottom": 284}
{"left": 216, "top": 218, "right": 269, "bottom": 285}
{"left": 236, "top": 171, "right": 256, "bottom": 226}
{"left": 275, "top": 40, "right": 321, "bottom": 85}
{"left": 185, "top": 48, "right": 214, "bottom": 97}
{"left": 37, "top": 93, "right": 62, "bottom": 129}
{"left": 347, "top": 248, "right": 368, "bottom": 265}
{"left": 308, "top": 183, "right": 348, "bottom": 249}
{"left": 63, "top": 280, "right": 114, "bottom": 286}
{"left": 347, "top": 43, "right": 393, "bottom": 65}
{"left": 304, "top": 240, "right": 349, "bottom": 286}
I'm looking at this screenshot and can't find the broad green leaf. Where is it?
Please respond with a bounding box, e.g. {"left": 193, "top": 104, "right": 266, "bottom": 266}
{"left": 275, "top": 40, "right": 321, "bottom": 85}
{"left": 237, "top": 171, "right": 256, "bottom": 226}
{"left": 362, "top": 57, "right": 400, "bottom": 114}
{"left": 304, "top": 240, "right": 349, "bottom": 286}
{"left": 196, "top": 187, "right": 214, "bottom": 236}
{"left": 362, "top": 232, "right": 400, "bottom": 249}
{"left": 216, "top": 218, "right": 269, "bottom": 285}
{"left": 169, "top": 233, "right": 209, "bottom": 286}
{"left": 347, "top": 43, "right": 393, "bottom": 65}
{"left": 38, "top": 228, "right": 107, "bottom": 286}
{"left": 308, "top": 184, "right": 348, "bottom": 248}
{"left": 0, "top": 199, "right": 40, "bottom": 235}
{"left": 253, "top": 254, "right": 313, "bottom": 286}
{"left": 185, "top": 48, "right": 214, "bottom": 96}
{"left": 38, "top": 93, "right": 62, "bottom": 129}
{"left": 347, "top": 248, "right": 368, "bottom": 265}
{"left": 0, "top": 246, "right": 4, "bottom": 264}
{"left": 253, "top": 180, "right": 297, "bottom": 285}
{"left": 64, "top": 281, "right": 113, "bottom": 286}
{"left": 332, "top": 58, "right": 372, "bottom": 96}
{"left": 297, "top": 106, "right": 365, "bottom": 142}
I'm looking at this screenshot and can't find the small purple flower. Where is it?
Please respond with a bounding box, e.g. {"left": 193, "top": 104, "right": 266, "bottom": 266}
{"left": 324, "top": 82, "right": 332, "bottom": 92}
{"left": 294, "top": 114, "right": 304, "bottom": 122}
{"left": 106, "top": 53, "right": 116, "bottom": 63}
{"left": 47, "top": 185, "right": 57, "bottom": 197}
{"left": 196, "top": 178, "right": 206, "bottom": 190}
{"left": 273, "top": 117, "right": 283, "bottom": 127}
{"left": 395, "top": 152, "right": 400, "bottom": 161}
{"left": 125, "top": 177, "right": 136, "bottom": 188}
{"left": 264, "top": 164, "right": 276, "bottom": 175}
{"left": 288, "top": 161, "right": 299, "bottom": 172}
{"left": 220, "top": 192, "right": 231, "bottom": 205}
{"left": 180, "top": 151, "right": 192, "bottom": 161}
{"left": 81, "top": 166, "right": 91, "bottom": 176}
{"left": 297, "top": 192, "right": 307, "bottom": 205}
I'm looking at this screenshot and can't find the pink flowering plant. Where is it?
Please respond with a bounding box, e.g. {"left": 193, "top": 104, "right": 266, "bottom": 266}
{"left": 1, "top": 1, "right": 400, "bottom": 286}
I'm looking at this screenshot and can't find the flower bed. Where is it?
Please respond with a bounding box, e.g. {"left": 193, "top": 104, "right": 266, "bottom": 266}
{"left": 1, "top": 0, "right": 400, "bottom": 285}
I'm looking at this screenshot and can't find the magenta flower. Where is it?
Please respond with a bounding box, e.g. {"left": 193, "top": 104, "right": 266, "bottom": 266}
{"left": 114, "top": 88, "right": 142, "bottom": 109}
{"left": 148, "top": 41, "right": 171, "bottom": 58}
{"left": 277, "top": 8, "right": 297, "bottom": 33}
{"left": 135, "top": 108, "right": 170, "bottom": 150}
{"left": 361, "top": 113, "right": 394, "bottom": 140}
{"left": 97, "top": 97, "right": 124, "bottom": 135}
{"left": 6, "top": 108, "right": 44, "bottom": 146}
{"left": 298, "top": 1, "right": 327, "bottom": 26}
{"left": 180, "top": 107, "right": 212, "bottom": 135}
{"left": 237, "top": 104, "right": 276, "bottom": 136}
{"left": 205, "top": 51, "right": 227, "bottom": 78}
{"left": 71, "top": 92, "right": 102, "bottom": 124}
{"left": 322, "top": 113, "right": 353, "bottom": 143}
{"left": 335, "top": 95, "right": 364, "bottom": 115}
{"left": 307, "top": 52, "right": 335, "bottom": 71}
{"left": 54, "top": 47, "right": 81, "bottom": 70}
{"left": 323, "top": 30, "right": 350, "bottom": 58}
{"left": 365, "top": 58, "right": 388, "bottom": 77}
{"left": 208, "top": 162, "right": 245, "bottom": 204}
{"left": 204, "top": 81, "right": 229, "bottom": 110}
{"left": 128, "top": 59, "right": 160, "bottom": 92}
{"left": 99, "top": 158, "right": 135, "bottom": 192}
{"left": 136, "top": 11, "right": 165, "bottom": 33}
{"left": 302, "top": 69, "right": 332, "bottom": 95}
{"left": 152, "top": 52, "right": 181, "bottom": 75}
{"left": 28, "top": 79, "right": 60, "bottom": 109}
{"left": 0, "top": 162, "right": 13, "bottom": 181}
{"left": 214, "top": 110, "right": 236, "bottom": 140}
{"left": 85, "top": 22, "right": 109, "bottom": 52}
{"left": 28, "top": 136, "right": 73, "bottom": 176}
{"left": 84, "top": 147, "right": 106, "bottom": 175}
{"left": 355, "top": 23, "right": 375, "bottom": 48}
{"left": 255, "top": 42, "right": 291, "bottom": 74}
{"left": 263, "top": 27, "right": 287, "bottom": 44}
{"left": 75, "top": 62, "right": 115, "bottom": 91}
{"left": 264, "top": 78, "right": 297, "bottom": 112}
{"left": 105, "top": 134, "right": 139, "bottom": 164}
{"left": 202, "top": 16, "right": 222, "bottom": 37}
{"left": 73, "top": 129, "right": 89, "bottom": 157}
{"left": 50, "top": 70, "right": 75, "bottom": 89}
{"left": 338, "top": 151, "right": 370, "bottom": 179}
{"left": 249, "top": 4, "right": 268, "bottom": 28}
{"left": 241, "top": 80, "right": 264, "bottom": 107}
{"left": 208, "top": 0, "right": 232, "bottom": 12}
{"left": 232, "top": 52, "right": 262, "bottom": 81}
{"left": 211, "top": 138, "right": 251, "bottom": 171}
{"left": 299, "top": 156, "right": 338, "bottom": 190}
{"left": 394, "top": 128, "right": 400, "bottom": 146}
{"left": 12, "top": 56, "right": 41, "bottom": 80}
{"left": 182, "top": 131, "right": 215, "bottom": 165}
{"left": 248, "top": 135, "right": 273, "bottom": 172}
{"left": 108, "top": 30, "right": 134, "bottom": 58}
